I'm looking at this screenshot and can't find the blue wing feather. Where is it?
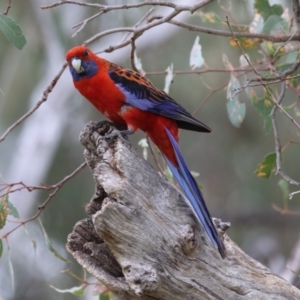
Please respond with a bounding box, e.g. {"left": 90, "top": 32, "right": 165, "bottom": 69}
{"left": 108, "top": 68, "right": 211, "bottom": 132}
{"left": 164, "top": 128, "right": 226, "bottom": 258}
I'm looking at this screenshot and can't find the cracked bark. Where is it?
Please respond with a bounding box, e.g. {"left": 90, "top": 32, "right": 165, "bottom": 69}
{"left": 67, "top": 121, "right": 300, "bottom": 300}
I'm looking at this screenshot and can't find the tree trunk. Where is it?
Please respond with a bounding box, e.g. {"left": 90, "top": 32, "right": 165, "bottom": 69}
{"left": 67, "top": 121, "right": 300, "bottom": 300}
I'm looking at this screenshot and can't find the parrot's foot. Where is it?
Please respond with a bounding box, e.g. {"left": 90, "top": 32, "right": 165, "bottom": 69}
{"left": 91, "top": 120, "right": 127, "bottom": 133}
{"left": 88, "top": 120, "right": 133, "bottom": 145}
{"left": 102, "top": 129, "right": 134, "bottom": 141}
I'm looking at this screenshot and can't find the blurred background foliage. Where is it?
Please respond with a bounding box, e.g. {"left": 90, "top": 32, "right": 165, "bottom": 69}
{"left": 0, "top": 0, "right": 299, "bottom": 299}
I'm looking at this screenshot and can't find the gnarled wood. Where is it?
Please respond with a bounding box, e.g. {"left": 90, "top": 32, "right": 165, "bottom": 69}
{"left": 67, "top": 121, "right": 300, "bottom": 300}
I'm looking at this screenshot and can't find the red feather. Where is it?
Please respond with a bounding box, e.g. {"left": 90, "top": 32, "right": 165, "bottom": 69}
{"left": 66, "top": 46, "right": 226, "bottom": 258}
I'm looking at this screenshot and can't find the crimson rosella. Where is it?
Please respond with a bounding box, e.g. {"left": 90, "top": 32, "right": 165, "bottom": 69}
{"left": 66, "top": 46, "right": 226, "bottom": 258}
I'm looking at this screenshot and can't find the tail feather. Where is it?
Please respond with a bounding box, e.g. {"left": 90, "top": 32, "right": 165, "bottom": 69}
{"left": 164, "top": 128, "right": 226, "bottom": 258}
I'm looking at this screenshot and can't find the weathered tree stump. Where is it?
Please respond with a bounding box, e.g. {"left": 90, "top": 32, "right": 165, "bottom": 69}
{"left": 67, "top": 121, "right": 300, "bottom": 300}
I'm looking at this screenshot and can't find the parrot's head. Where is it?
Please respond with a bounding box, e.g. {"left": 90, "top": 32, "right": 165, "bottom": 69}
{"left": 66, "top": 46, "right": 99, "bottom": 81}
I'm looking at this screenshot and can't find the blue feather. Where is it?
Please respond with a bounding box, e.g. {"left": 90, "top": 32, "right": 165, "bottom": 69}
{"left": 164, "top": 128, "right": 226, "bottom": 258}
{"left": 108, "top": 69, "right": 211, "bottom": 132}
{"left": 69, "top": 60, "right": 98, "bottom": 81}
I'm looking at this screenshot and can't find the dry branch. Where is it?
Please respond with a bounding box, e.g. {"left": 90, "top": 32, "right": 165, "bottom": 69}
{"left": 67, "top": 122, "right": 300, "bottom": 300}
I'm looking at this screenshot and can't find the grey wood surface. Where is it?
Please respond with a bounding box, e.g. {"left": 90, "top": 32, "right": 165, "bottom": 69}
{"left": 67, "top": 122, "right": 300, "bottom": 300}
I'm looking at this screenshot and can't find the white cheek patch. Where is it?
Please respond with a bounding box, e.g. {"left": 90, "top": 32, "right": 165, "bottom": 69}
{"left": 71, "top": 58, "right": 82, "bottom": 73}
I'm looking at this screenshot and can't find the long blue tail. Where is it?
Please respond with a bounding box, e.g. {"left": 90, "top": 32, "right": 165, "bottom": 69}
{"left": 164, "top": 128, "right": 226, "bottom": 258}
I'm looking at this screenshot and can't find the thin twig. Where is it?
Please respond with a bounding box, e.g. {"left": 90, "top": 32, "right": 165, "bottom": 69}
{"left": 128, "top": 7, "right": 155, "bottom": 71}
{"left": 130, "top": 38, "right": 138, "bottom": 72}
{"left": 226, "top": 16, "right": 300, "bottom": 131}
{"left": 72, "top": 11, "right": 104, "bottom": 37}
{"left": 85, "top": 1, "right": 214, "bottom": 46}
{"left": 270, "top": 83, "right": 300, "bottom": 186}
{"left": 0, "top": 63, "right": 68, "bottom": 143}
{"left": 273, "top": 29, "right": 299, "bottom": 57}
{"left": 3, "top": 0, "right": 12, "bottom": 15}
{"left": 168, "top": 19, "right": 300, "bottom": 43}
{"left": 120, "top": 7, "right": 155, "bottom": 44}
{"left": 146, "top": 136, "right": 165, "bottom": 175}
{"left": 225, "top": 16, "right": 261, "bottom": 78}
{"left": 1, "top": 162, "right": 87, "bottom": 238}
{"left": 41, "top": 0, "right": 198, "bottom": 11}
{"left": 0, "top": 162, "right": 87, "bottom": 198}
{"left": 226, "top": 16, "right": 300, "bottom": 186}
{"left": 250, "top": 57, "right": 300, "bottom": 82}
{"left": 292, "top": 0, "right": 300, "bottom": 31}
{"left": 145, "top": 66, "right": 271, "bottom": 76}
{"left": 273, "top": 204, "right": 300, "bottom": 215}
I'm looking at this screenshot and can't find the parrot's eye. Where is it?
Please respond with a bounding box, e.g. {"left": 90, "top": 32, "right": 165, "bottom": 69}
{"left": 83, "top": 50, "right": 89, "bottom": 57}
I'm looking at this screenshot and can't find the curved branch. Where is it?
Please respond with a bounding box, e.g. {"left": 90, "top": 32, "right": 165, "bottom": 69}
{"left": 168, "top": 19, "right": 300, "bottom": 43}
{"left": 0, "top": 63, "right": 68, "bottom": 143}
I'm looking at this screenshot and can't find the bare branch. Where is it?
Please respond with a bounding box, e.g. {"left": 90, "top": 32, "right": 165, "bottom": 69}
{"left": 0, "top": 63, "right": 68, "bottom": 143}
{"left": 146, "top": 136, "right": 165, "bottom": 176}
{"left": 145, "top": 66, "right": 271, "bottom": 76}
{"left": 71, "top": 11, "right": 104, "bottom": 37}
{"left": 292, "top": 0, "right": 300, "bottom": 32}
{"left": 41, "top": 0, "right": 198, "bottom": 11}
{"left": 0, "top": 162, "right": 87, "bottom": 238}
{"left": 270, "top": 83, "right": 300, "bottom": 186}
{"left": 121, "top": 7, "right": 155, "bottom": 44}
{"left": 3, "top": 0, "right": 12, "bottom": 15}
{"left": 225, "top": 16, "right": 300, "bottom": 133}
{"left": 168, "top": 19, "right": 300, "bottom": 43}
{"left": 84, "top": 0, "right": 214, "bottom": 45}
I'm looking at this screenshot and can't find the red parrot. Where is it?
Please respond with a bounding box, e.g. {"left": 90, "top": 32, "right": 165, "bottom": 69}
{"left": 66, "top": 46, "right": 226, "bottom": 258}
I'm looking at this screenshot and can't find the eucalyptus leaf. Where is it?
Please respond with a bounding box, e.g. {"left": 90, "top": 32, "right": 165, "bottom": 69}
{"left": 0, "top": 15, "right": 26, "bottom": 49}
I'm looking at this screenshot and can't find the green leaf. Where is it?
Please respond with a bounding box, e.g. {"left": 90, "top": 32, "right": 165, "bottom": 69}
{"left": 251, "top": 92, "right": 273, "bottom": 133}
{"left": 0, "top": 239, "right": 3, "bottom": 259}
{"left": 7, "top": 245, "right": 14, "bottom": 291}
{"left": 7, "top": 201, "right": 19, "bottom": 218}
{"left": 294, "top": 107, "right": 300, "bottom": 117}
{"left": 222, "top": 54, "right": 233, "bottom": 70}
{"left": 0, "top": 194, "right": 9, "bottom": 230}
{"left": 39, "top": 218, "right": 69, "bottom": 263}
{"left": 262, "top": 15, "right": 287, "bottom": 35}
{"left": 255, "top": 153, "right": 276, "bottom": 178}
{"left": 163, "top": 63, "right": 174, "bottom": 94}
{"left": 134, "top": 52, "right": 145, "bottom": 76}
{"left": 0, "top": 15, "right": 26, "bottom": 49}
{"left": 198, "top": 11, "right": 223, "bottom": 24}
{"left": 239, "top": 55, "right": 254, "bottom": 99}
{"left": 254, "top": 0, "right": 283, "bottom": 20}
{"left": 226, "top": 74, "right": 246, "bottom": 127}
{"left": 51, "top": 285, "right": 86, "bottom": 296}
{"left": 138, "top": 138, "right": 148, "bottom": 160}
{"left": 24, "top": 225, "right": 37, "bottom": 254}
{"left": 275, "top": 51, "right": 299, "bottom": 72}
{"left": 278, "top": 179, "right": 289, "bottom": 205}
{"left": 100, "top": 293, "right": 110, "bottom": 300}
{"left": 190, "top": 36, "right": 204, "bottom": 70}
{"left": 190, "top": 171, "right": 200, "bottom": 178}
{"left": 166, "top": 166, "right": 174, "bottom": 183}
{"left": 249, "top": 13, "right": 264, "bottom": 34}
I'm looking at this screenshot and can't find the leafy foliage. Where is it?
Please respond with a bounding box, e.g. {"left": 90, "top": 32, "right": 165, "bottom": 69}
{"left": 251, "top": 92, "right": 273, "bottom": 134}
{"left": 190, "top": 36, "right": 204, "bottom": 69}
{"left": 255, "top": 153, "right": 276, "bottom": 178}
{"left": 0, "top": 194, "right": 9, "bottom": 230}
{"left": 226, "top": 75, "right": 245, "bottom": 128}
{"left": 0, "top": 15, "right": 26, "bottom": 49}
{"left": 254, "top": 0, "right": 283, "bottom": 20}
{"left": 51, "top": 285, "right": 86, "bottom": 296}
{"left": 39, "top": 218, "right": 69, "bottom": 263}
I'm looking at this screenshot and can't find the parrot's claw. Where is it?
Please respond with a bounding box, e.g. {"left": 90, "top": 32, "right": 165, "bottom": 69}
{"left": 89, "top": 120, "right": 129, "bottom": 139}
{"left": 101, "top": 129, "right": 134, "bottom": 142}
